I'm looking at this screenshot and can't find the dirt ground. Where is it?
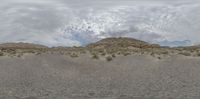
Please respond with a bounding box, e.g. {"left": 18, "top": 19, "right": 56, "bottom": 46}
{"left": 0, "top": 53, "right": 200, "bottom": 99}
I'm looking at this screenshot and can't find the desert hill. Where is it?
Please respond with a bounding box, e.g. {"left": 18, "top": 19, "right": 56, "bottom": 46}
{"left": 87, "top": 37, "right": 160, "bottom": 49}
{"left": 0, "top": 37, "right": 200, "bottom": 58}
{"left": 0, "top": 42, "right": 48, "bottom": 49}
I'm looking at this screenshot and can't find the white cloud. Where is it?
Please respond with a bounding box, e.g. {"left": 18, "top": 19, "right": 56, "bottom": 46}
{"left": 0, "top": 0, "right": 200, "bottom": 46}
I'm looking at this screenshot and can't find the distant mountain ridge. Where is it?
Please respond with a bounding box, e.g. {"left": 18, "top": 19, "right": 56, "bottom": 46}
{"left": 158, "top": 40, "right": 191, "bottom": 47}
{"left": 95, "top": 37, "right": 147, "bottom": 44}
{"left": 0, "top": 42, "right": 48, "bottom": 49}
{"left": 0, "top": 37, "right": 199, "bottom": 49}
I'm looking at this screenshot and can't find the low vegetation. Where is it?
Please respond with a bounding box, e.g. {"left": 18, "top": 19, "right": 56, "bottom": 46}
{"left": 70, "top": 53, "right": 79, "bottom": 58}
{"left": 112, "top": 54, "right": 116, "bottom": 58}
{"left": 92, "top": 53, "right": 99, "bottom": 59}
{"left": 106, "top": 56, "right": 113, "bottom": 62}
{"left": 179, "top": 52, "right": 191, "bottom": 56}
{"left": 0, "top": 37, "right": 200, "bottom": 59}
{"left": 197, "top": 53, "right": 200, "bottom": 57}
{"left": 0, "top": 52, "right": 3, "bottom": 56}
{"left": 123, "top": 52, "right": 131, "bottom": 56}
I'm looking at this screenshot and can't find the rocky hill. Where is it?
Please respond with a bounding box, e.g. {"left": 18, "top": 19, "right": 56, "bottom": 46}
{"left": 87, "top": 37, "right": 160, "bottom": 49}
{"left": 0, "top": 42, "right": 48, "bottom": 49}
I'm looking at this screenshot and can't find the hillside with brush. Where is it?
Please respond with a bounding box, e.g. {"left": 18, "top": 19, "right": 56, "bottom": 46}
{"left": 0, "top": 37, "right": 200, "bottom": 58}
{"left": 0, "top": 38, "right": 200, "bottom": 99}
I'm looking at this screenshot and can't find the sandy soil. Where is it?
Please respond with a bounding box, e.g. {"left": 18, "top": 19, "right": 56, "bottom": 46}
{"left": 0, "top": 53, "right": 200, "bottom": 99}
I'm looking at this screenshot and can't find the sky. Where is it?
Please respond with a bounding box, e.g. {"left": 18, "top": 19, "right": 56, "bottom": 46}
{"left": 0, "top": 0, "right": 200, "bottom": 47}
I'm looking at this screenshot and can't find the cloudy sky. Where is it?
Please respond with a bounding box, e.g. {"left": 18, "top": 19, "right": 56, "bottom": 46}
{"left": 0, "top": 0, "right": 200, "bottom": 47}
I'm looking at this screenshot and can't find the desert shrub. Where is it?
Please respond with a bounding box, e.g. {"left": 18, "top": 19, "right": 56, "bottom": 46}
{"left": 140, "top": 51, "right": 145, "bottom": 55}
{"left": 17, "top": 53, "right": 23, "bottom": 57}
{"left": 106, "top": 56, "right": 113, "bottom": 61}
{"left": 112, "top": 54, "right": 116, "bottom": 58}
{"left": 171, "top": 51, "right": 175, "bottom": 53}
{"left": 35, "top": 52, "right": 41, "bottom": 55}
{"left": 0, "top": 48, "right": 6, "bottom": 52}
{"left": 59, "top": 51, "right": 64, "bottom": 55}
{"left": 123, "top": 52, "right": 131, "bottom": 56}
{"left": 190, "top": 50, "right": 194, "bottom": 53}
{"left": 98, "top": 50, "right": 104, "bottom": 53}
{"left": 7, "top": 49, "right": 16, "bottom": 55}
{"left": 92, "top": 53, "right": 99, "bottom": 59}
{"left": 117, "top": 52, "right": 121, "bottom": 55}
{"left": 25, "top": 50, "right": 36, "bottom": 54}
{"left": 179, "top": 52, "right": 191, "bottom": 56}
{"left": 88, "top": 92, "right": 96, "bottom": 97}
{"left": 0, "top": 52, "right": 3, "bottom": 56}
{"left": 101, "top": 52, "right": 106, "bottom": 56}
{"left": 161, "top": 51, "right": 169, "bottom": 55}
{"left": 80, "top": 50, "right": 86, "bottom": 54}
{"left": 197, "top": 53, "right": 200, "bottom": 57}
{"left": 157, "top": 56, "right": 161, "bottom": 60}
{"left": 70, "top": 53, "right": 78, "bottom": 58}
{"left": 150, "top": 52, "right": 155, "bottom": 57}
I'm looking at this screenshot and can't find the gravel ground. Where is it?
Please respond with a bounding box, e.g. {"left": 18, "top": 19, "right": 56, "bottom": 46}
{"left": 0, "top": 54, "right": 200, "bottom": 99}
